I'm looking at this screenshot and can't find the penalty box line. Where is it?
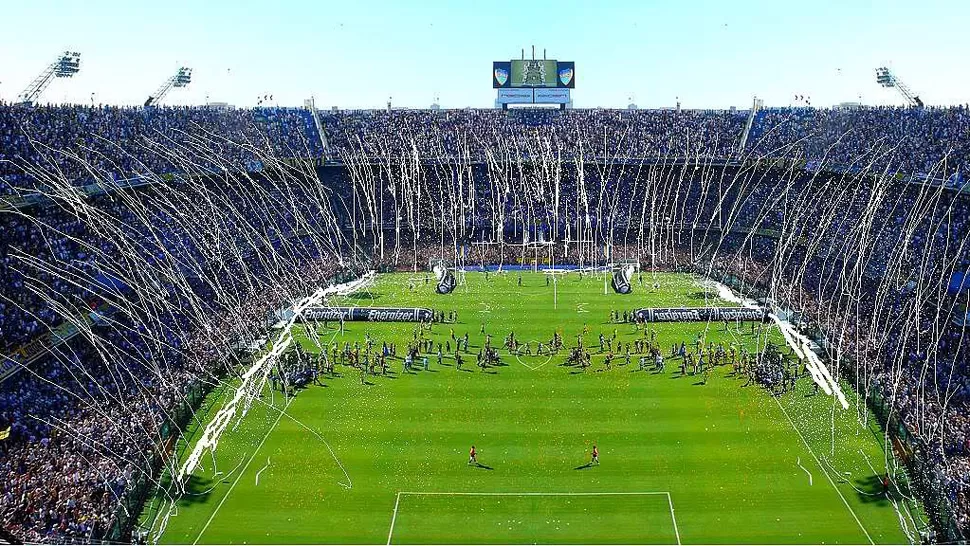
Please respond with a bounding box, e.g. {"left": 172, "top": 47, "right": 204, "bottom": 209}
{"left": 387, "top": 491, "right": 680, "bottom": 545}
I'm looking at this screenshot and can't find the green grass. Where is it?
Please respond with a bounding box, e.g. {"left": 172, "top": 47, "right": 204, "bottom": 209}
{"left": 141, "top": 271, "right": 923, "bottom": 544}
{"left": 388, "top": 493, "right": 679, "bottom": 545}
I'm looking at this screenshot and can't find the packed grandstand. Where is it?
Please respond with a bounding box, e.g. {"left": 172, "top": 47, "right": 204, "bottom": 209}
{"left": 0, "top": 102, "right": 968, "bottom": 543}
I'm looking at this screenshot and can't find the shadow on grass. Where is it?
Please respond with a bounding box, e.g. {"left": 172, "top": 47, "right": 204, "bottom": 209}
{"left": 574, "top": 463, "right": 596, "bottom": 470}
{"left": 168, "top": 474, "right": 216, "bottom": 506}
{"left": 346, "top": 291, "right": 379, "bottom": 301}
{"left": 470, "top": 463, "right": 494, "bottom": 470}
{"left": 853, "top": 474, "right": 898, "bottom": 505}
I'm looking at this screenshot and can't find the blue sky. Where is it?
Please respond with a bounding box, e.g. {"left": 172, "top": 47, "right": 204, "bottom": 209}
{"left": 1, "top": 0, "right": 966, "bottom": 109}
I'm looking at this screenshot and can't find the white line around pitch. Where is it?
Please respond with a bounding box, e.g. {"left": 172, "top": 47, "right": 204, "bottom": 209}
{"left": 773, "top": 396, "right": 873, "bottom": 544}
{"left": 389, "top": 492, "right": 678, "bottom": 545}
{"left": 666, "top": 492, "right": 681, "bottom": 545}
{"left": 193, "top": 397, "right": 292, "bottom": 545}
{"left": 387, "top": 492, "right": 402, "bottom": 545}
{"left": 397, "top": 491, "right": 671, "bottom": 496}
{"left": 254, "top": 457, "right": 271, "bottom": 487}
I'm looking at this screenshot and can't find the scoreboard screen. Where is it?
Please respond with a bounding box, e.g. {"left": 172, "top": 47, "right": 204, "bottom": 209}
{"left": 511, "top": 60, "right": 557, "bottom": 87}
{"left": 494, "top": 60, "right": 575, "bottom": 89}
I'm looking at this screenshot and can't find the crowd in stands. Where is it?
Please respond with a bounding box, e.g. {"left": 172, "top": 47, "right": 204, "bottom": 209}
{"left": 0, "top": 102, "right": 969, "bottom": 542}
{"left": 2, "top": 103, "right": 968, "bottom": 197}
{"left": 0, "top": 330, "right": 206, "bottom": 542}
{"left": 319, "top": 108, "right": 746, "bottom": 160}
{"left": 748, "top": 106, "right": 970, "bottom": 181}
{"left": 0, "top": 211, "right": 349, "bottom": 541}
{"left": 319, "top": 106, "right": 970, "bottom": 183}
{"left": 0, "top": 213, "right": 90, "bottom": 351}
{"left": 0, "top": 103, "right": 321, "bottom": 195}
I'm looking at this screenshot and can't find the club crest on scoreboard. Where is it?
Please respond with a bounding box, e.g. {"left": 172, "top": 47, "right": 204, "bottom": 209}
{"left": 558, "top": 67, "right": 574, "bottom": 87}
{"left": 494, "top": 68, "right": 509, "bottom": 87}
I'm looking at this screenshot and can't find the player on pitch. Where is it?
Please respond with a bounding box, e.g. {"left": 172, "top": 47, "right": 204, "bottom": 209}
{"left": 468, "top": 445, "right": 478, "bottom": 465}
{"left": 591, "top": 445, "right": 600, "bottom": 466}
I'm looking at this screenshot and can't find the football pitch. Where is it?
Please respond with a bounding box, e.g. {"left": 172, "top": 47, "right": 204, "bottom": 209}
{"left": 142, "top": 271, "right": 922, "bottom": 544}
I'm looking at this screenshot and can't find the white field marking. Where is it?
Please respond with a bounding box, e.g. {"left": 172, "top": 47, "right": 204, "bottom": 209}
{"left": 796, "top": 457, "right": 814, "bottom": 486}
{"left": 576, "top": 302, "right": 589, "bottom": 313}
{"left": 386, "top": 491, "right": 402, "bottom": 545}
{"left": 773, "top": 397, "right": 874, "bottom": 544}
{"left": 665, "top": 491, "right": 681, "bottom": 545}
{"left": 193, "top": 397, "right": 292, "bottom": 545}
{"left": 513, "top": 353, "right": 555, "bottom": 371}
{"left": 254, "top": 457, "right": 271, "bottom": 487}
{"left": 513, "top": 355, "right": 537, "bottom": 371}
{"left": 387, "top": 492, "right": 678, "bottom": 545}
{"left": 512, "top": 342, "right": 556, "bottom": 371}
{"left": 396, "top": 491, "right": 671, "bottom": 496}
{"left": 478, "top": 302, "right": 492, "bottom": 314}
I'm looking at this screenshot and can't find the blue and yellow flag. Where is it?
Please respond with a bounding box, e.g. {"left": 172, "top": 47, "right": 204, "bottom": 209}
{"left": 0, "top": 426, "right": 10, "bottom": 440}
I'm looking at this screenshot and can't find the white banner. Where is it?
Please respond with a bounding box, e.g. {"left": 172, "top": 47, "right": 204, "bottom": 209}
{"left": 534, "top": 88, "right": 570, "bottom": 104}
{"left": 496, "top": 88, "right": 534, "bottom": 104}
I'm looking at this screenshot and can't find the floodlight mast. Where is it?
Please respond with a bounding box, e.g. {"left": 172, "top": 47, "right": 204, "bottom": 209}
{"left": 875, "top": 67, "right": 923, "bottom": 107}
{"left": 18, "top": 51, "right": 81, "bottom": 104}
{"left": 144, "top": 67, "right": 193, "bottom": 107}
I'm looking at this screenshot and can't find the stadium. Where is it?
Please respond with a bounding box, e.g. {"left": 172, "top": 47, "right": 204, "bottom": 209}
{"left": 1, "top": 5, "right": 970, "bottom": 545}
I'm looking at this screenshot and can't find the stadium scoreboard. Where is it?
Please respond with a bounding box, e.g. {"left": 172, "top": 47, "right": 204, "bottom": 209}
{"left": 493, "top": 59, "right": 574, "bottom": 107}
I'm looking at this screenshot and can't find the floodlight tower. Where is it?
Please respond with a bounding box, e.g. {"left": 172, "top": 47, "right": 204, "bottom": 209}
{"left": 18, "top": 51, "right": 81, "bottom": 104}
{"left": 144, "top": 67, "right": 193, "bottom": 107}
{"left": 875, "top": 67, "right": 923, "bottom": 107}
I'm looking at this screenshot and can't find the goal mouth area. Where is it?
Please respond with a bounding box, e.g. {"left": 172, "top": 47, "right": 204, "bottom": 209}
{"left": 387, "top": 491, "right": 680, "bottom": 545}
